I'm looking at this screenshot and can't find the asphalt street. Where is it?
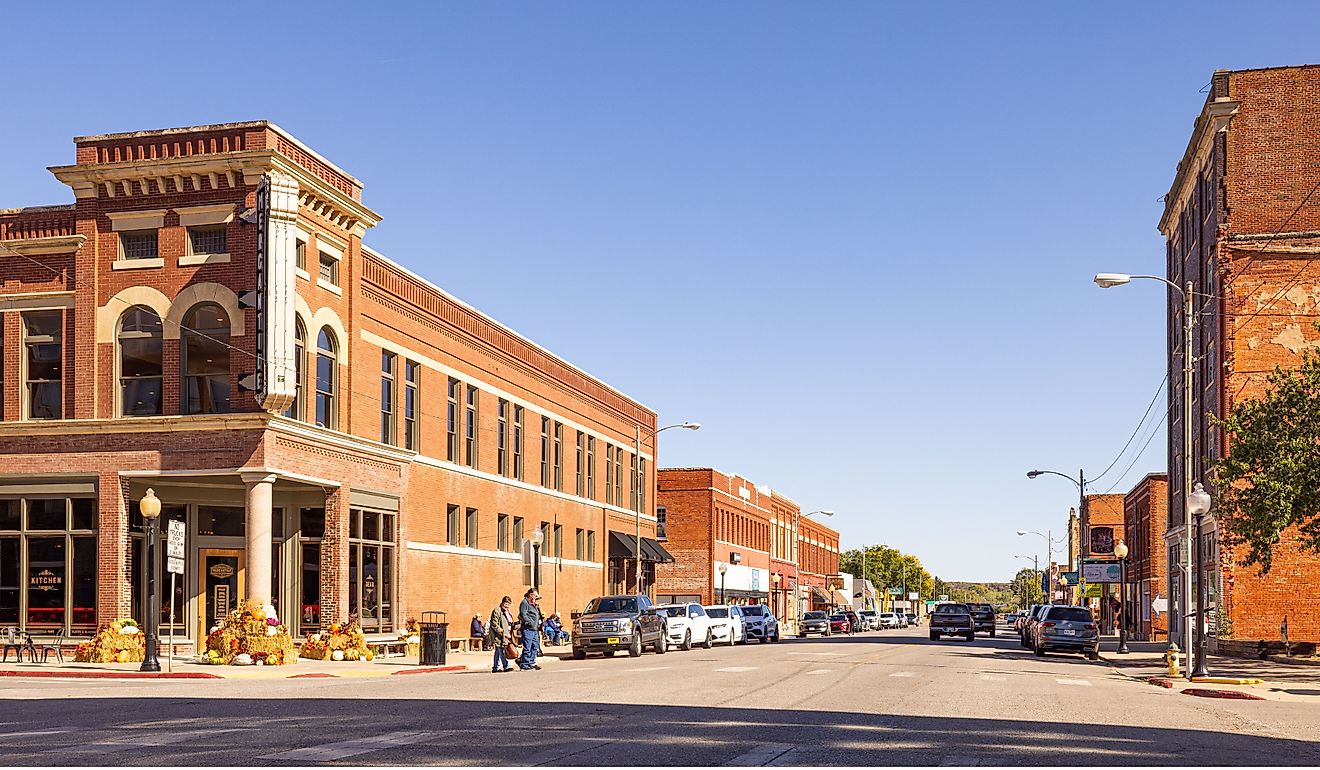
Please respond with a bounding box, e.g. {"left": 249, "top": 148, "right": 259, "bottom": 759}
{"left": 2, "top": 623, "right": 1319, "bottom": 766}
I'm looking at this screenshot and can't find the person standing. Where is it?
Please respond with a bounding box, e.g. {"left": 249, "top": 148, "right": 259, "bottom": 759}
{"left": 487, "top": 596, "right": 514, "bottom": 673}
{"left": 517, "top": 589, "right": 543, "bottom": 670}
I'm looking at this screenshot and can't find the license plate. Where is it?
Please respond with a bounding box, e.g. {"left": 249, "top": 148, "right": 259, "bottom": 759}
{"left": 1062, "top": 629, "right": 1076, "bottom": 636}
{"left": 607, "top": 637, "right": 620, "bottom": 644}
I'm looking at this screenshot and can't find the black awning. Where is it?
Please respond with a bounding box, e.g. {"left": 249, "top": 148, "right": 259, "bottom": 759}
{"left": 608, "top": 532, "right": 674, "bottom": 563}
{"left": 723, "top": 588, "right": 768, "bottom": 600}
{"left": 642, "top": 537, "right": 674, "bottom": 564}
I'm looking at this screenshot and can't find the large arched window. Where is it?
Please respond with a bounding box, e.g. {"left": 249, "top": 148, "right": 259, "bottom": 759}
{"left": 284, "top": 319, "right": 307, "bottom": 420}
{"left": 181, "top": 303, "right": 230, "bottom": 414}
{"left": 315, "top": 326, "right": 337, "bottom": 429}
{"left": 118, "top": 305, "right": 163, "bottom": 416}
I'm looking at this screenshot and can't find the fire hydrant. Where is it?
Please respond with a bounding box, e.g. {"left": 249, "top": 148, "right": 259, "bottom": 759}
{"left": 1165, "top": 642, "right": 1181, "bottom": 677}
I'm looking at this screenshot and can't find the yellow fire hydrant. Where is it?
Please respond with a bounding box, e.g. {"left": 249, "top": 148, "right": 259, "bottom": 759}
{"left": 1166, "top": 643, "right": 1181, "bottom": 677}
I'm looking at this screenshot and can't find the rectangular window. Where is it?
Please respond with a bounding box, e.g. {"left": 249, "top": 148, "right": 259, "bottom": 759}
{"left": 553, "top": 422, "right": 563, "bottom": 491}
{"left": 23, "top": 311, "right": 62, "bottom": 420}
{"left": 540, "top": 521, "right": 551, "bottom": 556}
{"left": 318, "top": 251, "right": 339, "bottom": 286}
{"left": 512, "top": 406, "right": 524, "bottom": 480}
{"left": 630, "top": 454, "right": 638, "bottom": 513}
{"left": 447, "top": 504, "right": 460, "bottom": 546}
{"left": 187, "top": 225, "right": 227, "bottom": 256}
{"left": 465, "top": 385, "right": 478, "bottom": 468}
{"left": 575, "top": 431, "right": 585, "bottom": 496}
{"left": 497, "top": 514, "right": 510, "bottom": 552}
{"left": 497, "top": 400, "right": 509, "bottom": 476}
{"left": 446, "top": 378, "right": 459, "bottom": 462}
{"left": 605, "top": 443, "right": 614, "bottom": 505}
{"left": 465, "top": 508, "right": 478, "bottom": 549}
{"left": 380, "top": 351, "right": 397, "bottom": 445}
{"left": 540, "top": 417, "right": 550, "bottom": 487}
{"left": 295, "top": 238, "right": 307, "bottom": 271}
{"left": 575, "top": 528, "right": 585, "bottom": 560}
{"left": 513, "top": 516, "right": 524, "bottom": 549}
{"left": 347, "top": 508, "right": 396, "bottom": 633}
{"left": 553, "top": 524, "right": 563, "bottom": 559}
{"left": 586, "top": 437, "right": 596, "bottom": 501}
{"left": 615, "top": 447, "right": 624, "bottom": 508}
{"left": 587, "top": 530, "right": 596, "bottom": 562}
{"left": 639, "top": 457, "right": 647, "bottom": 517}
{"left": 403, "top": 360, "right": 419, "bottom": 451}
{"left": 119, "top": 230, "right": 158, "bottom": 260}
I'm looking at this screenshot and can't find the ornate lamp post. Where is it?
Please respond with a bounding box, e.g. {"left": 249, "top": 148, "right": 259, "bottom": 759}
{"left": 1114, "top": 540, "right": 1130, "bottom": 654}
{"left": 1187, "top": 482, "right": 1213, "bottom": 678}
{"left": 719, "top": 563, "right": 728, "bottom": 605}
{"left": 139, "top": 488, "right": 162, "bottom": 673}
{"left": 530, "top": 526, "right": 545, "bottom": 591}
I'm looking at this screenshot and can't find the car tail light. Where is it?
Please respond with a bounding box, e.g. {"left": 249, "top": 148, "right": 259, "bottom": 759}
{"left": 1084, "top": 623, "right": 1097, "bottom": 631}
{"left": 1041, "top": 622, "right": 1056, "bottom": 635}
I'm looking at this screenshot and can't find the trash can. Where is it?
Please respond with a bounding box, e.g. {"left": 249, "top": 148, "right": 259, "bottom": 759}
{"left": 419, "top": 611, "right": 448, "bottom": 665}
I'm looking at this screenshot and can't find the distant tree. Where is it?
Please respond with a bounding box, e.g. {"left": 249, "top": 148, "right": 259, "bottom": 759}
{"left": 1212, "top": 336, "right": 1320, "bottom": 573}
{"left": 1009, "top": 568, "right": 1043, "bottom": 608}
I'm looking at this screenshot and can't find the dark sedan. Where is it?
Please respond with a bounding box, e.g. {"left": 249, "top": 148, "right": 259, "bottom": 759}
{"left": 799, "top": 611, "right": 831, "bottom": 637}
{"left": 928, "top": 603, "right": 975, "bottom": 641}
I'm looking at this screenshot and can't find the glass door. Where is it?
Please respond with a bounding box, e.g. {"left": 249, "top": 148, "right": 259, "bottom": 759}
{"left": 199, "top": 549, "right": 244, "bottom": 641}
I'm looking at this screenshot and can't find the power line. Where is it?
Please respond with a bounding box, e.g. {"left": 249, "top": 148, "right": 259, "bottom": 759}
{"left": 1102, "top": 411, "right": 1169, "bottom": 495}
{"left": 1087, "top": 375, "right": 1168, "bottom": 485}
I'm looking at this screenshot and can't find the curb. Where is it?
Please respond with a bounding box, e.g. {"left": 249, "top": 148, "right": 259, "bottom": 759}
{"left": 1146, "top": 676, "right": 1174, "bottom": 689}
{"left": 390, "top": 665, "right": 467, "bottom": 676}
{"left": 1182, "top": 687, "right": 1266, "bottom": 701}
{"left": 0, "top": 669, "right": 220, "bottom": 680}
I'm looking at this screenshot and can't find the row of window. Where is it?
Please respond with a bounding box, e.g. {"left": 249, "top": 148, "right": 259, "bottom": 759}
{"left": 715, "top": 507, "right": 772, "bottom": 554}
{"left": 442, "top": 504, "right": 597, "bottom": 562}
{"left": 119, "top": 225, "right": 227, "bottom": 262}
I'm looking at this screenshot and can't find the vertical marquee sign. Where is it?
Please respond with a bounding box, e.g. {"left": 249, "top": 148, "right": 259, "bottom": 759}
{"left": 253, "top": 172, "right": 300, "bottom": 414}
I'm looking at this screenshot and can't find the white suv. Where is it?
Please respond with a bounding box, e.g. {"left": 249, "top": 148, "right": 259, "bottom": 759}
{"left": 878, "top": 612, "right": 902, "bottom": 629}
{"left": 654, "top": 603, "right": 720, "bottom": 650}
{"left": 741, "top": 604, "right": 780, "bottom": 643}
{"left": 703, "top": 604, "right": 744, "bottom": 645}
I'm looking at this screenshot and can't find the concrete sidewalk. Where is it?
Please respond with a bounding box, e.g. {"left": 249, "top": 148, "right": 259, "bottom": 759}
{"left": 1098, "top": 638, "right": 1320, "bottom": 701}
{"left": 0, "top": 643, "right": 575, "bottom": 680}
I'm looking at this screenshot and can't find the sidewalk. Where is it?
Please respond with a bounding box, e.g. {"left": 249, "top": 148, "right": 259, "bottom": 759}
{"left": 1098, "top": 638, "right": 1320, "bottom": 701}
{"left": 0, "top": 643, "right": 574, "bottom": 680}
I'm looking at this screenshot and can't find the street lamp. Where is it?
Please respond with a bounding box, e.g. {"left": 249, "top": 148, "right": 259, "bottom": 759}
{"left": 530, "top": 525, "right": 545, "bottom": 591}
{"left": 1024, "top": 470, "right": 1086, "bottom": 586}
{"left": 139, "top": 488, "right": 162, "bottom": 673}
{"left": 794, "top": 509, "right": 834, "bottom": 634}
{"left": 1016, "top": 529, "right": 1064, "bottom": 601}
{"left": 633, "top": 421, "right": 700, "bottom": 596}
{"left": 1187, "top": 482, "right": 1213, "bottom": 677}
{"left": 1095, "top": 271, "right": 1207, "bottom": 677}
{"left": 1013, "top": 554, "right": 1039, "bottom": 610}
{"left": 719, "top": 563, "right": 728, "bottom": 605}
{"left": 1114, "top": 540, "right": 1131, "bottom": 654}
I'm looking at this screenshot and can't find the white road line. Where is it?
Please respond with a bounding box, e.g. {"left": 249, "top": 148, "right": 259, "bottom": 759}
{"left": 716, "top": 666, "right": 759, "bottom": 673}
{"left": 626, "top": 666, "right": 670, "bottom": 672}
{"left": 58, "top": 728, "right": 240, "bottom": 754}
{"left": 1056, "top": 678, "right": 1092, "bottom": 687}
{"left": 941, "top": 756, "right": 982, "bottom": 766}
{"left": 787, "top": 652, "right": 844, "bottom": 656}
{"left": 0, "top": 730, "right": 68, "bottom": 739}
{"left": 260, "top": 731, "right": 432, "bottom": 762}
{"left": 726, "top": 742, "right": 794, "bottom": 766}
{"left": 979, "top": 674, "right": 1007, "bottom": 682}
{"left": 805, "top": 669, "right": 832, "bottom": 675}
{"left": 889, "top": 671, "right": 916, "bottom": 678}
{"left": 552, "top": 667, "right": 590, "bottom": 673}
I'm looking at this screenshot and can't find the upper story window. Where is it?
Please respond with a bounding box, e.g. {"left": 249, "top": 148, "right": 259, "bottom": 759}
{"left": 446, "top": 378, "right": 460, "bottom": 462}
{"left": 380, "top": 351, "right": 397, "bottom": 445}
{"left": 586, "top": 436, "right": 596, "bottom": 500}
{"left": 22, "top": 311, "right": 63, "bottom": 420}
{"left": 118, "top": 306, "right": 163, "bottom": 416}
{"left": 315, "top": 327, "right": 338, "bottom": 429}
{"left": 181, "top": 303, "right": 230, "bottom": 415}
{"left": 295, "top": 238, "right": 307, "bottom": 271}
{"left": 512, "top": 405, "right": 524, "bottom": 480}
{"left": 464, "top": 385, "right": 478, "bottom": 468}
{"left": 497, "top": 399, "right": 509, "bottom": 476}
{"left": 119, "top": 230, "right": 159, "bottom": 261}
{"left": 318, "top": 251, "right": 339, "bottom": 287}
{"left": 605, "top": 443, "right": 614, "bottom": 505}
{"left": 553, "top": 422, "right": 563, "bottom": 491}
{"left": 284, "top": 319, "right": 307, "bottom": 421}
{"left": 540, "top": 417, "right": 551, "bottom": 487}
{"left": 403, "top": 360, "right": 419, "bottom": 451}
{"left": 187, "top": 225, "right": 227, "bottom": 257}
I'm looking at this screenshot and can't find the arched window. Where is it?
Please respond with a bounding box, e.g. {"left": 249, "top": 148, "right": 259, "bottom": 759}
{"left": 284, "top": 319, "right": 307, "bottom": 420}
{"left": 118, "top": 305, "right": 163, "bottom": 416}
{"left": 181, "top": 303, "right": 230, "bottom": 414}
{"left": 315, "top": 326, "right": 337, "bottom": 429}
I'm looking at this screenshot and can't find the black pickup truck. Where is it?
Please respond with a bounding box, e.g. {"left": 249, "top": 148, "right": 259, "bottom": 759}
{"left": 928, "top": 602, "right": 975, "bottom": 642}
{"left": 570, "top": 594, "right": 668, "bottom": 659}
{"left": 967, "top": 603, "right": 997, "bottom": 636}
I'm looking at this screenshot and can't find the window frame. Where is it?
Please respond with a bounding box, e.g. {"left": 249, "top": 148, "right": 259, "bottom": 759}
{"left": 464, "top": 385, "right": 478, "bottom": 468}
{"left": 118, "top": 229, "right": 159, "bottom": 261}
{"left": 317, "top": 250, "right": 340, "bottom": 287}
{"left": 380, "top": 351, "right": 397, "bottom": 445}
{"left": 314, "top": 327, "right": 338, "bottom": 429}
{"left": 186, "top": 224, "right": 228, "bottom": 257}
{"left": 403, "top": 360, "right": 419, "bottom": 451}
{"left": 116, "top": 305, "right": 164, "bottom": 417}
{"left": 22, "top": 311, "right": 63, "bottom": 420}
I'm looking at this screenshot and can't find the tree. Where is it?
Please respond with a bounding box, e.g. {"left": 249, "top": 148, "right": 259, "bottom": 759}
{"left": 1009, "top": 568, "right": 1043, "bottom": 608}
{"left": 1212, "top": 337, "right": 1320, "bottom": 573}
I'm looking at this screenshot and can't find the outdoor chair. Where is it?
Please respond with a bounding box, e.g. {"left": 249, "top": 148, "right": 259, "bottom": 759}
{"left": 37, "top": 631, "right": 66, "bottom": 664}
{"left": 2, "top": 629, "right": 35, "bottom": 663}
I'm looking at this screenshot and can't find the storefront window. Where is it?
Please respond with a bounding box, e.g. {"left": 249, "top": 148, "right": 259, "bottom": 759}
{"left": 348, "top": 508, "right": 396, "bottom": 632}
{"left": 0, "top": 497, "right": 98, "bottom": 635}
{"left": 299, "top": 508, "right": 324, "bottom": 633}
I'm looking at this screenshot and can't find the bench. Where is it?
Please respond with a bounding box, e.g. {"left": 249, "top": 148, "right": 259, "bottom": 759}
{"left": 448, "top": 637, "right": 474, "bottom": 654}
{"left": 362, "top": 633, "right": 408, "bottom": 659}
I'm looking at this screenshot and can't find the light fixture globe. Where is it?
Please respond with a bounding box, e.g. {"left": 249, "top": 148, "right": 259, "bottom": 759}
{"left": 1188, "top": 482, "right": 1212, "bottom": 517}
{"left": 530, "top": 527, "right": 545, "bottom": 547}
{"left": 1114, "top": 540, "right": 1129, "bottom": 559}
{"left": 1094, "top": 272, "right": 1133, "bottom": 289}
{"left": 719, "top": 563, "right": 728, "bottom": 575}
{"left": 140, "top": 488, "right": 162, "bottom": 519}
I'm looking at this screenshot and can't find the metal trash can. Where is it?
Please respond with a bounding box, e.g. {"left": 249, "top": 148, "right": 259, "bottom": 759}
{"left": 419, "top": 610, "right": 448, "bottom": 665}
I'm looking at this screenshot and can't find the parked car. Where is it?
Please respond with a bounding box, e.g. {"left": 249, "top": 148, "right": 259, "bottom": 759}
{"left": 703, "top": 604, "right": 744, "bottom": 645}
{"left": 829, "top": 613, "right": 851, "bottom": 634}
{"left": 905, "top": 613, "right": 919, "bottom": 626}
{"left": 967, "top": 603, "right": 997, "bottom": 637}
{"left": 654, "top": 602, "right": 721, "bottom": 650}
{"left": 1031, "top": 605, "right": 1100, "bottom": 659}
{"left": 1016, "top": 604, "right": 1043, "bottom": 636}
{"left": 572, "top": 594, "right": 668, "bottom": 659}
{"left": 741, "top": 604, "right": 781, "bottom": 643}
{"left": 858, "top": 610, "right": 880, "bottom": 630}
{"left": 928, "top": 602, "right": 975, "bottom": 641}
{"left": 799, "top": 610, "right": 831, "bottom": 637}
{"left": 1019, "top": 604, "right": 1051, "bottom": 649}
{"left": 878, "top": 612, "right": 902, "bottom": 628}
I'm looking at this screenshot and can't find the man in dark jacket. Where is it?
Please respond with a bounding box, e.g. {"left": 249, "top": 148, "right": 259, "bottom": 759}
{"left": 470, "top": 614, "right": 487, "bottom": 651}
{"left": 517, "top": 589, "right": 543, "bottom": 670}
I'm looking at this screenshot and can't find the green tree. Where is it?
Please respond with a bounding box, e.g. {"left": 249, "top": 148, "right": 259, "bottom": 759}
{"left": 1212, "top": 337, "right": 1320, "bottom": 573}
{"left": 1009, "top": 568, "right": 1043, "bottom": 608}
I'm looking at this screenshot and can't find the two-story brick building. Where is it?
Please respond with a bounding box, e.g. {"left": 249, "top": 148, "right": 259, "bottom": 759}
{"left": 0, "top": 121, "right": 669, "bottom": 650}
{"left": 1080, "top": 493, "right": 1125, "bottom": 633}
{"left": 1123, "top": 474, "right": 1169, "bottom": 642}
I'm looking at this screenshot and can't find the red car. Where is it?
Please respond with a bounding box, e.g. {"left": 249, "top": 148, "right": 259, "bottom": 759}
{"left": 829, "top": 613, "right": 851, "bottom": 634}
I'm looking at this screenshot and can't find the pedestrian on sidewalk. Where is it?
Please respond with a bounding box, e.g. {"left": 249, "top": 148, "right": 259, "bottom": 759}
{"left": 487, "top": 596, "right": 514, "bottom": 673}
{"left": 471, "top": 614, "right": 487, "bottom": 651}
{"left": 517, "top": 589, "right": 543, "bottom": 670}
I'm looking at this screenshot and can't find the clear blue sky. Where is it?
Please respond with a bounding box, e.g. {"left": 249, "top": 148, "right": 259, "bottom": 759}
{"left": 6, "top": 3, "right": 1318, "bottom": 581}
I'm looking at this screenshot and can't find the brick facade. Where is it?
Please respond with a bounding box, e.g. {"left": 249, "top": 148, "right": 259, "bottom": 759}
{"left": 1123, "top": 474, "right": 1169, "bottom": 642}
{"left": 1080, "top": 493, "right": 1125, "bottom": 633}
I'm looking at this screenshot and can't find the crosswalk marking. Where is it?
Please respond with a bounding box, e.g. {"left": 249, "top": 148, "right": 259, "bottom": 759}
{"left": 626, "top": 666, "right": 670, "bottom": 672}
{"left": 979, "top": 674, "right": 1007, "bottom": 682}
{"left": 553, "top": 667, "right": 590, "bottom": 673}
{"left": 260, "top": 731, "right": 432, "bottom": 762}
{"left": 716, "top": 666, "right": 758, "bottom": 673}
{"left": 805, "top": 669, "right": 832, "bottom": 675}
{"left": 58, "top": 728, "right": 240, "bottom": 754}
{"left": 1056, "top": 678, "right": 1091, "bottom": 686}
{"left": 889, "top": 671, "right": 916, "bottom": 678}
{"left": 726, "top": 742, "right": 794, "bottom": 766}
{"left": 787, "top": 652, "right": 844, "bottom": 656}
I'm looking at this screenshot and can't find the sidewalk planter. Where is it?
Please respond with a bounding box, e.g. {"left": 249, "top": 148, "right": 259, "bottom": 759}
{"left": 203, "top": 603, "right": 297, "bottom": 666}
{"left": 300, "top": 621, "right": 372, "bottom": 662}
{"left": 74, "top": 618, "right": 145, "bottom": 663}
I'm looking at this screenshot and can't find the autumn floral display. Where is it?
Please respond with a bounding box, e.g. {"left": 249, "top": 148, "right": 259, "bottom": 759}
{"left": 300, "top": 620, "right": 373, "bottom": 661}
{"left": 202, "top": 602, "right": 297, "bottom": 666}
{"left": 399, "top": 617, "right": 421, "bottom": 657}
{"left": 74, "top": 617, "right": 145, "bottom": 663}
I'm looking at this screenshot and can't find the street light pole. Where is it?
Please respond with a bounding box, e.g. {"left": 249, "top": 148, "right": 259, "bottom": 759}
{"left": 793, "top": 509, "right": 834, "bottom": 634}
{"left": 633, "top": 421, "right": 700, "bottom": 597}
{"left": 1115, "top": 540, "right": 1131, "bottom": 654}
{"left": 719, "top": 563, "right": 727, "bottom": 605}
{"left": 139, "top": 489, "right": 163, "bottom": 673}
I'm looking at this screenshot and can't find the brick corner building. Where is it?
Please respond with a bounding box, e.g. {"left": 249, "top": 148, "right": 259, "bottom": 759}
{"left": 1123, "top": 474, "right": 1169, "bottom": 642}
{"left": 1080, "top": 493, "right": 1125, "bottom": 633}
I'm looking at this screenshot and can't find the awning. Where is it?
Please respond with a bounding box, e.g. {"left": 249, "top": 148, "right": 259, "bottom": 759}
{"left": 607, "top": 531, "right": 674, "bottom": 563}
{"left": 808, "top": 585, "right": 831, "bottom": 604}
{"left": 723, "top": 588, "right": 768, "bottom": 600}
{"left": 832, "top": 589, "right": 851, "bottom": 606}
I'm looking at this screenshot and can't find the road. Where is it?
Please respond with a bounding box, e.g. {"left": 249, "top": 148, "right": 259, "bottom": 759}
{"left": 3, "top": 623, "right": 1319, "bottom": 766}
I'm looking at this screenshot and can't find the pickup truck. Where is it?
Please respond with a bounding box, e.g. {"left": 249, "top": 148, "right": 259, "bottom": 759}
{"left": 928, "top": 602, "right": 975, "bottom": 642}
{"left": 967, "top": 603, "right": 997, "bottom": 636}
{"left": 571, "top": 594, "right": 668, "bottom": 659}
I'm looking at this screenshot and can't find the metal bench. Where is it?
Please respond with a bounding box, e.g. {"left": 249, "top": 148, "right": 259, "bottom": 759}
{"left": 362, "top": 633, "right": 408, "bottom": 658}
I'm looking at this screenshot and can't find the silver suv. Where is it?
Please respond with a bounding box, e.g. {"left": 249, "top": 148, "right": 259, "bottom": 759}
{"left": 740, "top": 604, "right": 780, "bottom": 643}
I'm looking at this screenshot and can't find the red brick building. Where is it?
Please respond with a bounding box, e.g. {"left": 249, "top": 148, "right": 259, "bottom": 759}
{"left": 1123, "top": 474, "right": 1169, "bottom": 642}
{"left": 1080, "top": 493, "right": 1125, "bottom": 633}
{"left": 655, "top": 468, "right": 839, "bottom": 630}
{"left": 1160, "top": 65, "right": 1320, "bottom": 646}
{"left": 0, "top": 121, "right": 667, "bottom": 649}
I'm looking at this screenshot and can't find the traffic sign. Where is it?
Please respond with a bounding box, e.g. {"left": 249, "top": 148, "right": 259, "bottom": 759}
{"left": 167, "top": 556, "right": 184, "bottom": 575}
{"left": 167, "top": 520, "right": 185, "bottom": 559}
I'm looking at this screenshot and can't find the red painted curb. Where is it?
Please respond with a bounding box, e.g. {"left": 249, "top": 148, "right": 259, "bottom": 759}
{"left": 1181, "top": 687, "right": 1266, "bottom": 701}
{"left": 390, "top": 665, "right": 466, "bottom": 675}
{"left": 0, "top": 669, "right": 220, "bottom": 680}
{"left": 1146, "top": 677, "right": 1175, "bottom": 689}
{"left": 287, "top": 672, "right": 338, "bottom": 678}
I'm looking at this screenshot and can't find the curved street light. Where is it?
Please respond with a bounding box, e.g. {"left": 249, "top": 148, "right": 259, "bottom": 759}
{"left": 634, "top": 421, "right": 700, "bottom": 596}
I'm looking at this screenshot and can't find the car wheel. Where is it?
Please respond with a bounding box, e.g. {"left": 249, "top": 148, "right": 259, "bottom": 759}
{"left": 929, "top": 632, "right": 938, "bottom": 641}
{"left": 655, "top": 634, "right": 668, "bottom": 654}
{"left": 572, "top": 648, "right": 587, "bottom": 660}
{"left": 703, "top": 630, "right": 714, "bottom": 649}
{"left": 1033, "top": 642, "right": 1045, "bottom": 657}
{"left": 990, "top": 628, "right": 996, "bottom": 637}
{"left": 772, "top": 630, "right": 780, "bottom": 643}
{"left": 964, "top": 631, "right": 974, "bottom": 642}
{"left": 681, "top": 630, "right": 692, "bottom": 651}
{"left": 629, "top": 635, "right": 642, "bottom": 658}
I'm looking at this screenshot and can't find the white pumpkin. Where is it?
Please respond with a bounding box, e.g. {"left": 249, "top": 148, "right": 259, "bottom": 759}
{"left": 233, "top": 653, "right": 254, "bottom": 666}
{"left": 121, "top": 626, "right": 140, "bottom": 635}
{"left": 332, "top": 649, "right": 345, "bottom": 661}
{"left": 266, "top": 625, "right": 278, "bottom": 637}
{"left": 407, "top": 635, "right": 420, "bottom": 644}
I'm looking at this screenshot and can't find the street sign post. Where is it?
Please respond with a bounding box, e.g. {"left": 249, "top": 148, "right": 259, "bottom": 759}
{"left": 165, "top": 520, "right": 185, "bottom": 673}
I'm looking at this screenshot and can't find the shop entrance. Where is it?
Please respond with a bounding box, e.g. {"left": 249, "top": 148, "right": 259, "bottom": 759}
{"left": 199, "top": 549, "right": 245, "bottom": 638}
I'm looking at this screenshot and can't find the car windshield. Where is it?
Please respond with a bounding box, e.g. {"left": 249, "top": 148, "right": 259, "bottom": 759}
{"left": 830, "top": 614, "right": 847, "bottom": 620}
{"left": 803, "top": 612, "right": 827, "bottom": 620}
{"left": 969, "top": 604, "right": 993, "bottom": 613}
{"left": 655, "top": 605, "right": 688, "bottom": 617}
{"left": 1047, "top": 607, "right": 1094, "bottom": 623}
{"left": 742, "top": 606, "right": 765, "bottom": 617}
{"left": 935, "top": 604, "right": 970, "bottom": 615}
{"left": 705, "top": 608, "right": 728, "bottom": 618}
{"left": 585, "top": 597, "right": 637, "bottom": 614}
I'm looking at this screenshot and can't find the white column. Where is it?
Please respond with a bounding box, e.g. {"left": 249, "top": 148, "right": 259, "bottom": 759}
{"left": 242, "top": 472, "right": 277, "bottom": 607}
